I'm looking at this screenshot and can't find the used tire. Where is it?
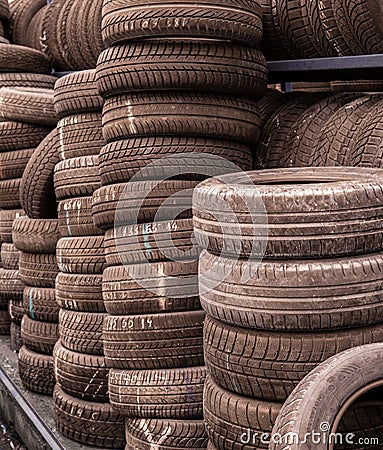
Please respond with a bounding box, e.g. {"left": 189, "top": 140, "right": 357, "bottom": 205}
{"left": 58, "top": 197, "right": 103, "bottom": 237}
{"left": 56, "top": 236, "right": 105, "bottom": 274}
{"left": 19, "top": 252, "right": 58, "bottom": 288}
{"left": 0, "top": 269, "right": 24, "bottom": 301}
{"left": 12, "top": 217, "right": 60, "bottom": 253}
{"left": 0, "top": 148, "right": 34, "bottom": 180}
{"left": 21, "top": 315, "right": 58, "bottom": 354}
{"left": 0, "top": 209, "right": 25, "bottom": 243}
{"left": 18, "top": 345, "right": 54, "bottom": 395}
{"left": 23, "top": 287, "right": 59, "bottom": 322}
{"left": 1, "top": 243, "right": 20, "bottom": 269}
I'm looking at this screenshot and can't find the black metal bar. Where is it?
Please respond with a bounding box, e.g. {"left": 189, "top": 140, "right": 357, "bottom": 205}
{"left": 0, "top": 368, "right": 65, "bottom": 450}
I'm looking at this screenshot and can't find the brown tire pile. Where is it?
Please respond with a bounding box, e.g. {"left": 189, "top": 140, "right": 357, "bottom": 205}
{"left": 262, "top": 0, "right": 383, "bottom": 59}
{"left": 194, "top": 167, "right": 383, "bottom": 449}
{"left": 255, "top": 90, "right": 383, "bottom": 170}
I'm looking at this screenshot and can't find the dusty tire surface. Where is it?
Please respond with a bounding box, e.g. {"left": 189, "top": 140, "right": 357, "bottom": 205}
{"left": 21, "top": 315, "right": 58, "bottom": 354}
{"left": 18, "top": 345, "right": 54, "bottom": 395}
{"left": 56, "top": 236, "right": 105, "bottom": 274}
{"left": 23, "top": 287, "right": 59, "bottom": 322}
{"left": 12, "top": 217, "right": 60, "bottom": 253}
{"left": 19, "top": 252, "right": 58, "bottom": 288}
{"left": 58, "top": 197, "right": 103, "bottom": 237}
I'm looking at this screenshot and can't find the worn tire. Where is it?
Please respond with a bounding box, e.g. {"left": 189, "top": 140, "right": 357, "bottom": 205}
{"left": 109, "top": 366, "right": 205, "bottom": 418}
{"left": 19, "top": 252, "right": 58, "bottom": 288}
{"left": 23, "top": 287, "right": 58, "bottom": 322}
{"left": 0, "top": 178, "right": 22, "bottom": 209}
{"left": 204, "top": 376, "right": 281, "bottom": 450}
{"left": 0, "top": 148, "right": 34, "bottom": 180}
{"left": 0, "top": 209, "right": 25, "bottom": 243}
{"left": 58, "top": 197, "right": 104, "bottom": 237}
{"left": 1, "top": 243, "right": 20, "bottom": 270}
{"left": 270, "top": 343, "right": 383, "bottom": 450}
{"left": 103, "top": 310, "right": 205, "bottom": 369}
{"left": 54, "top": 156, "right": 100, "bottom": 200}
{"left": 53, "top": 385, "right": 125, "bottom": 448}
{"left": 96, "top": 42, "right": 267, "bottom": 99}
{"left": 10, "top": 322, "right": 23, "bottom": 352}
{"left": 56, "top": 236, "right": 105, "bottom": 274}
{"left": 9, "top": 299, "right": 24, "bottom": 324}
{"left": 54, "top": 341, "right": 109, "bottom": 402}
{"left": 0, "top": 44, "right": 51, "bottom": 74}
{"left": 20, "top": 128, "right": 60, "bottom": 219}
{"left": 12, "top": 217, "right": 60, "bottom": 253}
{"left": 204, "top": 315, "right": 383, "bottom": 402}
{"left": 0, "top": 269, "right": 24, "bottom": 301}
{"left": 59, "top": 309, "right": 106, "bottom": 356}
{"left": 21, "top": 315, "right": 58, "bottom": 354}
{"left": 92, "top": 180, "right": 197, "bottom": 231}
{"left": 102, "top": 92, "right": 260, "bottom": 146}
{"left": 193, "top": 167, "right": 383, "bottom": 259}
{"left": 18, "top": 345, "right": 54, "bottom": 395}
{"left": 0, "top": 73, "right": 56, "bottom": 89}
{"left": 101, "top": 0, "right": 262, "bottom": 46}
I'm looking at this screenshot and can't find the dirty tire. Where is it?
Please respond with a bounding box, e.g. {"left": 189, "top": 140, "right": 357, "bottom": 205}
{"left": 57, "top": 197, "right": 104, "bottom": 237}
{"left": 204, "top": 315, "right": 383, "bottom": 402}
{"left": 0, "top": 209, "right": 25, "bottom": 243}
{"left": 56, "top": 273, "right": 105, "bottom": 313}
{"left": 54, "top": 341, "right": 109, "bottom": 402}
{"left": 0, "top": 73, "right": 56, "bottom": 89}
{"left": 193, "top": 167, "right": 383, "bottom": 259}
{"left": 0, "top": 309, "right": 10, "bottom": 335}
{"left": 0, "top": 269, "right": 24, "bottom": 301}
{"left": 0, "top": 178, "right": 22, "bottom": 209}
{"left": 1, "top": 243, "right": 20, "bottom": 270}
{"left": 92, "top": 180, "right": 197, "bottom": 231}
{"left": 20, "top": 128, "right": 60, "bottom": 219}
{"left": 102, "top": 92, "right": 260, "bottom": 146}
{"left": 23, "top": 287, "right": 59, "bottom": 322}
{"left": 102, "top": 262, "right": 199, "bottom": 315}
{"left": 19, "top": 252, "right": 58, "bottom": 288}
{"left": 54, "top": 156, "right": 100, "bottom": 200}
{"left": 204, "top": 376, "right": 281, "bottom": 450}
{"left": 101, "top": 0, "right": 262, "bottom": 47}
{"left": 12, "top": 217, "right": 60, "bottom": 253}
{"left": 21, "top": 315, "right": 58, "bottom": 354}
{"left": 10, "top": 322, "right": 23, "bottom": 352}
{"left": 53, "top": 385, "right": 125, "bottom": 448}
{"left": 56, "top": 236, "right": 105, "bottom": 274}
{"left": 0, "top": 148, "right": 34, "bottom": 180}
{"left": 125, "top": 417, "right": 208, "bottom": 450}
{"left": 99, "top": 137, "right": 252, "bottom": 186}
{"left": 0, "top": 44, "right": 51, "bottom": 74}
{"left": 9, "top": 299, "right": 24, "bottom": 324}
{"left": 109, "top": 366, "right": 206, "bottom": 418}
{"left": 18, "top": 345, "right": 54, "bottom": 395}
{"left": 0, "top": 121, "right": 51, "bottom": 152}
{"left": 103, "top": 310, "right": 205, "bottom": 369}
{"left": 96, "top": 42, "right": 267, "bottom": 99}
{"left": 270, "top": 343, "right": 383, "bottom": 450}
{"left": 59, "top": 309, "right": 106, "bottom": 356}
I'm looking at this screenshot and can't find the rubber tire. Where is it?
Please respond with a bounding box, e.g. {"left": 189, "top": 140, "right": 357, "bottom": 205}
{"left": 0, "top": 178, "right": 22, "bottom": 209}
{"left": 204, "top": 376, "right": 281, "bottom": 450}
{"left": 0, "top": 269, "right": 24, "bottom": 301}
{"left": 56, "top": 236, "right": 105, "bottom": 274}
{"left": 56, "top": 273, "right": 105, "bottom": 313}
{"left": 99, "top": 137, "right": 252, "bottom": 186}
{"left": 10, "top": 322, "right": 22, "bottom": 352}
{"left": 0, "top": 209, "right": 25, "bottom": 243}
{"left": 92, "top": 180, "right": 197, "bottom": 231}
{"left": 54, "top": 156, "right": 100, "bottom": 200}
{"left": 103, "top": 261, "right": 199, "bottom": 315}
{"left": 0, "top": 43, "right": 51, "bottom": 74}
{"left": 103, "top": 310, "right": 205, "bottom": 369}
{"left": 193, "top": 167, "right": 383, "bottom": 259}
{"left": 23, "top": 287, "right": 59, "bottom": 322}
{"left": 102, "top": 92, "right": 260, "bottom": 146}
{"left": 59, "top": 309, "right": 106, "bottom": 356}
{"left": 18, "top": 345, "right": 54, "bottom": 395}
{"left": 58, "top": 197, "right": 104, "bottom": 237}
{"left": 9, "top": 299, "right": 24, "bottom": 324}
{"left": 109, "top": 366, "right": 206, "bottom": 418}
{"left": 270, "top": 343, "right": 383, "bottom": 450}
{"left": 101, "top": 0, "right": 263, "bottom": 47}
{"left": 96, "top": 42, "right": 267, "bottom": 99}
{"left": 20, "top": 128, "right": 60, "bottom": 219}
{"left": 0, "top": 148, "right": 34, "bottom": 180}
{"left": 1, "top": 243, "right": 20, "bottom": 270}
{"left": 204, "top": 315, "right": 383, "bottom": 402}
{"left": 0, "top": 73, "right": 56, "bottom": 89}
{"left": 21, "top": 315, "right": 58, "bottom": 354}
{"left": 12, "top": 217, "right": 60, "bottom": 253}
{"left": 53, "top": 385, "right": 125, "bottom": 448}
{"left": 53, "top": 341, "right": 109, "bottom": 403}
{"left": 19, "top": 252, "right": 58, "bottom": 288}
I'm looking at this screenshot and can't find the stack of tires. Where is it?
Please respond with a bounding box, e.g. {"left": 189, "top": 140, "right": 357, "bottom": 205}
{"left": 13, "top": 216, "right": 60, "bottom": 395}
{"left": 93, "top": 1, "right": 268, "bottom": 448}
{"left": 42, "top": 0, "right": 104, "bottom": 70}
{"left": 193, "top": 167, "right": 383, "bottom": 448}
{"left": 52, "top": 70, "right": 125, "bottom": 448}
{"left": 0, "top": 0, "right": 9, "bottom": 43}
{"left": 0, "top": 84, "right": 56, "bottom": 350}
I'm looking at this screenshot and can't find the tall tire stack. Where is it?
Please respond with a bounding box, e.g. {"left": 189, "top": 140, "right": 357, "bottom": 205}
{"left": 52, "top": 70, "right": 125, "bottom": 448}
{"left": 193, "top": 167, "right": 383, "bottom": 449}
{"left": 41, "top": 0, "right": 104, "bottom": 71}
{"left": 0, "top": 85, "right": 56, "bottom": 346}
{"left": 94, "top": 1, "right": 268, "bottom": 448}
{"left": 12, "top": 216, "right": 60, "bottom": 395}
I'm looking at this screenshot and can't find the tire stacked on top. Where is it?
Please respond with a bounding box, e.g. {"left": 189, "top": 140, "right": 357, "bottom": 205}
{"left": 12, "top": 216, "right": 60, "bottom": 395}
{"left": 193, "top": 167, "right": 383, "bottom": 449}
{"left": 41, "top": 0, "right": 104, "bottom": 71}
{"left": 0, "top": 84, "right": 56, "bottom": 347}
{"left": 262, "top": 0, "right": 383, "bottom": 59}
{"left": 0, "top": 0, "right": 10, "bottom": 44}
{"left": 52, "top": 70, "right": 125, "bottom": 448}
{"left": 95, "top": 1, "right": 268, "bottom": 448}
